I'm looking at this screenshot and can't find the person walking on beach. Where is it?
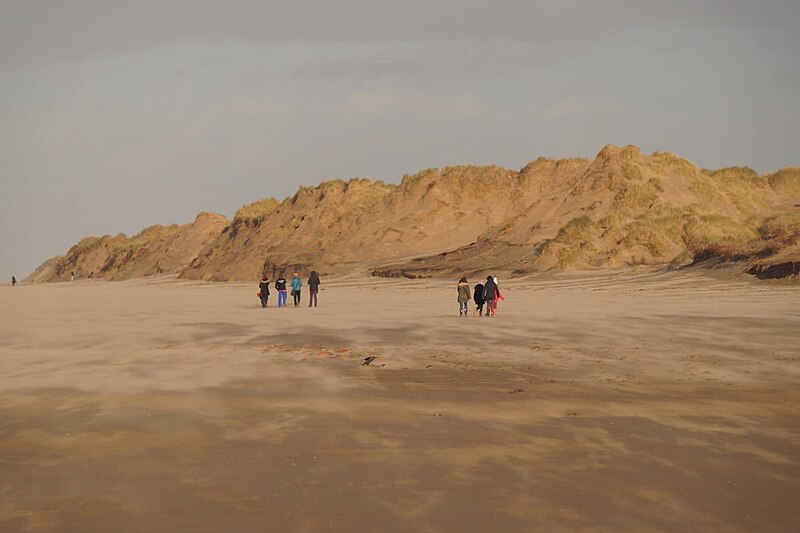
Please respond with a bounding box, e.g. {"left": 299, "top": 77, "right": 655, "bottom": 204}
{"left": 290, "top": 273, "right": 302, "bottom": 307}
{"left": 473, "top": 281, "right": 485, "bottom": 316}
{"left": 493, "top": 277, "right": 505, "bottom": 316}
{"left": 484, "top": 275, "right": 498, "bottom": 317}
{"left": 258, "top": 275, "right": 271, "bottom": 308}
{"left": 10, "top": 276, "right": 17, "bottom": 286}
{"left": 457, "top": 277, "right": 471, "bottom": 317}
{"left": 275, "top": 274, "right": 288, "bottom": 307}
{"left": 308, "top": 271, "right": 321, "bottom": 307}
{"left": 70, "top": 270, "right": 75, "bottom": 282}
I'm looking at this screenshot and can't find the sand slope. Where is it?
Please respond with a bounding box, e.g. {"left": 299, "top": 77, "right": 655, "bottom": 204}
{"left": 26, "top": 212, "right": 229, "bottom": 283}
{"left": 1, "top": 274, "right": 799, "bottom": 531}
{"left": 28, "top": 146, "right": 800, "bottom": 283}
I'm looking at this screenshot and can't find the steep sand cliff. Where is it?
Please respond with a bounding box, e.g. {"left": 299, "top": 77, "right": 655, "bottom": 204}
{"left": 377, "top": 146, "right": 799, "bottom": 278}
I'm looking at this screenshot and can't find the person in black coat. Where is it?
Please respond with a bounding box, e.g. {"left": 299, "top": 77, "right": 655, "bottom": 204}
{"left": 483, "top": 275, "right": 498, "bottom": 317}
{"left": 258, "top": 276, "right": 270, "bottom": 308}
{"left": 308, "top": 271, "right": 321, "bottom": 307}
{"left": 473, "top": 282, "right": 485, "bottom": 316}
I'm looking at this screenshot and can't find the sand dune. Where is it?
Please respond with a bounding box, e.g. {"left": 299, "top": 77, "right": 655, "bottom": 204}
{"left": 1, "top": 273, "right": 799, "bottom": 531}
{"left": 27, "top": 146, "right": 800, "bottom": 283}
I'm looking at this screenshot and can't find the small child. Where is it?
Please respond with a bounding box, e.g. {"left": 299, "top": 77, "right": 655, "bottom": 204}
{"left": 457, "top": 277, "right": 471, "bottom": 317}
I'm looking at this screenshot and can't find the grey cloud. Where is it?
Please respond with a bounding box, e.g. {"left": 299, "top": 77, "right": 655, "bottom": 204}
{"left": 4, "top": 0, "right": 798, "bottom": 68}
{"left": 288, "top": 41, "right": 580, "bottom": 82}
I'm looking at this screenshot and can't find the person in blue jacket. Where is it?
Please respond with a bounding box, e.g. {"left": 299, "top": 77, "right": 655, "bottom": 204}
{"left": 290, "top": 273, "right": 303, "bottom": 307}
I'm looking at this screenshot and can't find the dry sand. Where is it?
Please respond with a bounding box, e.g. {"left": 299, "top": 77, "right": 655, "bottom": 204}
{"left": 1, "top": 272, "right": 799, "bottom": 532}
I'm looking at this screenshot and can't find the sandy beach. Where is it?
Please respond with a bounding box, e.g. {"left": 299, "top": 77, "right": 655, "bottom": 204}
{"left": 1, "top": 272, "right": 799, "bottom": 532}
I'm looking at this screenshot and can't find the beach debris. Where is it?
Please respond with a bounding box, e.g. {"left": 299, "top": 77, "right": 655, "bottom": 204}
{"left": 432, "top": 413, "right": 442, "bottom": 417}
{"left": 509, "top": 387, "right": 527, "bottom": 394}
{"left": 362, "top": 356, "right": 377, "bottom": 366}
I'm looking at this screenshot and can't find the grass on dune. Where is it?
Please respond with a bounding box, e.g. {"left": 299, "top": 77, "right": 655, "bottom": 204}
{"left": 758, "top": 212, "right": 800, "bottom": 240}
{"left": 768, "top": 167, "right": 800, "bottom": 194}
{"left": 650, "top": 152, "right": 698, "bottom": 178}
{"left": 234, "top": 198, "right": 280, "bottom": 222}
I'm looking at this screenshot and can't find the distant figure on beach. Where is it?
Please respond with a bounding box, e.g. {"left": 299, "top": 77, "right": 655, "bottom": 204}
{"left": 11, "top": 276, "right": 17, "bottom": 286}
{"left": 457, "top": 277, "right": 471, "bottom": 317}
{"left": 275, "top": 274, "right": 288, "bottom": 307}
{"left": 473, "top": 281, "right": 485, "bottom": 316}
{"left": 70, "top": 270, "right": 75, "bottom": 282}
{"left": 290, "top": 273, "right": 302, "bottom": 307}
{"left": 308, "top": 271, "right": 321, "bottom": 307}
{"left": 258, "top": 275, "right": 270, "bottom": 308}
{"left": 484, "top": 275, "right": 498, "bottom": 317}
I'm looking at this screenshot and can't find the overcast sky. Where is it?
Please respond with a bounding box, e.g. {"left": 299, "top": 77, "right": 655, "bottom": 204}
{"left": 1, "top": 0, "right": 799, "bottom": 280}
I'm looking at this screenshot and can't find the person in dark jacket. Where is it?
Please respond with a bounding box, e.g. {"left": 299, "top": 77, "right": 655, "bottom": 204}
{"left": 308, "top": 271, "right": 321, "bottom": 307}
{"left": 10, "top": 276, "right": 17, "bottom": 286}
{"left": 275, "top": 274, "right": 288, "bottom": 307}
{"left": 473, "top": 282, "right": 485, "bottom": 316}
{"left": 483, "top": 275, "right": 498, "bottom": 317}
{"left": 258, "top": 276, "right": 270, "bottom": 308}
{"left": 457, "top": 277, "right": 471, "bottom": 317}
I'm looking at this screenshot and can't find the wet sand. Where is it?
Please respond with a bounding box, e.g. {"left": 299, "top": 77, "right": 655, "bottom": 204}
{"left": 1, "top": 272, "right": 799, "bottom": 532}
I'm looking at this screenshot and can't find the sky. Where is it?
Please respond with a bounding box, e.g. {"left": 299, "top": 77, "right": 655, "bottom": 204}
{"left": 1, "top": 0, "right": 799, "bottom": 281}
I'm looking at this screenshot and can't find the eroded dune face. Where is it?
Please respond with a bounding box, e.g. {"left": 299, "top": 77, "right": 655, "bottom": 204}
{"left": 28, "top": 145, "right": 800, "bottom": 282}
{"left": 26, "top": 212, "right": 229, "bottom": 282}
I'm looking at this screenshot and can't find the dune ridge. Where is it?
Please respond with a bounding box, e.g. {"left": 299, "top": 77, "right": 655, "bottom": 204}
{"left": 27, "top": 212, "right": 228, "bottom": 282}
{"left": 26, "top": 145, "right": 800, "bottom": 282}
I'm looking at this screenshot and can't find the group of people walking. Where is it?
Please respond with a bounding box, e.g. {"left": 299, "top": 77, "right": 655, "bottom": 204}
{"left": 258, "top": 271, "right": 321, "bottom": 308}
{"left": 457, "top": 275, "right": 504, "bottom": 317}
{"left": 256, "top": 271, "right": 502, "bottom": 316}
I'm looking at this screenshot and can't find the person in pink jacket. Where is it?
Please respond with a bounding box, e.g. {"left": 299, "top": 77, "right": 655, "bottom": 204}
{"left": 492, "top": 277, "right": 505, "bottom": 316}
